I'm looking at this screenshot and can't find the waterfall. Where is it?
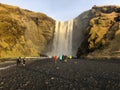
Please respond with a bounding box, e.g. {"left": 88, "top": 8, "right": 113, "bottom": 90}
{"left": 49, "top": 20, "right": 73, "bottom": 56}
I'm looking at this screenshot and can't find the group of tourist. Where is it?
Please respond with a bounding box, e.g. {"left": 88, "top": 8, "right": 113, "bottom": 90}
{"left": 16, "top": 55, "right": 73, "bottom": 66}
{"left": 52, "top": 55, "right": 72, "bottom": 63}
{"left": 16, "top": 57, "right": 26, "bottom": 67}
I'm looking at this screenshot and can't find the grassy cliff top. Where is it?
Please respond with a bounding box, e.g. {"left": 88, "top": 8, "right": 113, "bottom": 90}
{"left": 75, "top": 5, "right": 120, "bottom": 58}
{"left": 0, "top": 3, "right": 55, "bottom": 58}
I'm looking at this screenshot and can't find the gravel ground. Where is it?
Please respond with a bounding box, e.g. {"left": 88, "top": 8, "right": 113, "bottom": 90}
{"left": 0, "top": 61, "right": 15, "bottom": 68}
{"left": 0, "top": 58, "right": 120, "bottom": 90}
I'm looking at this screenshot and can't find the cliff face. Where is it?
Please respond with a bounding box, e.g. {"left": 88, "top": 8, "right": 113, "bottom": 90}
{"left": 1, "top": 3, "right": 120, "bottom": 58}
{"left": 74, "top": 5, "right": 120, "bottom": 58}
{"left": 0, "top": 3, "right": 55, "bottom": 58}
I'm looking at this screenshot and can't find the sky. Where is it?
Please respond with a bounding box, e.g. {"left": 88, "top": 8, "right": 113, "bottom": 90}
{"left": 0, "top": 0, "right": 120, "bottom": 21}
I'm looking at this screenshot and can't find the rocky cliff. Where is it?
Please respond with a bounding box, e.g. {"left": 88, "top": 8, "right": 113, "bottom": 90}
{"left": 0, "top": 3, "right": 55, "bottom": 58}
{"left": 74, "top": 5, "right": 120, "bottom": 58}
{"left": 0, "top": 3, "right": 120, "bottom": 58}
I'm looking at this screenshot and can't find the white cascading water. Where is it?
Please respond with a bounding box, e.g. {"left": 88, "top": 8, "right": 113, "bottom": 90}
{"left": 49, "top": 20, "right": 73, "bottom": 56}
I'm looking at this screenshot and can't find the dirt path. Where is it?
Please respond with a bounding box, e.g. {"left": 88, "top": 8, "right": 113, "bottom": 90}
{"left": 0, "top": 59, "right": 120, "bottom": 90}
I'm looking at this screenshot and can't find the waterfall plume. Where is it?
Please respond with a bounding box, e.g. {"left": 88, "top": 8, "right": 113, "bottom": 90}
{"left": 49, "top": 20, "right": 73, "bottom": 56}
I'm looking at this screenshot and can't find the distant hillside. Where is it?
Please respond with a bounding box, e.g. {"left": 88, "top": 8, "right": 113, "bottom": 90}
{"left": 0, "top": 3, "right": 55, "bottom": 58}
{"left": 73, "top": 5, "right": 120, "bottom": 58}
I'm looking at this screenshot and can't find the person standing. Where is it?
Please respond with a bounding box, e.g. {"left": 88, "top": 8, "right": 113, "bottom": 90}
{"left": 59, "top": 55, "right": 63, "bottom": 61}
{"left": 53, "top": 55, "right": 58, "bottom": 63}
{"left": 22, "top": 57, "right": 26, "bottom": 67}
{"left": 16, "top": 57, "right": 21, "bottom": 66}
{"left": 69, "top": 55, "right": 72, "bottom": 60}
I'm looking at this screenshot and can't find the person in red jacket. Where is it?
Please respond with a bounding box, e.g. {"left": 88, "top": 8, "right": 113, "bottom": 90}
{"left": 53, "top": 55, "right": 58, "bottom": 63}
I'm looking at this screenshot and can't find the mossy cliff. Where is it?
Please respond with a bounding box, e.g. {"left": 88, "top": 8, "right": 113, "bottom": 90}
{"left": 0, "top": 3, "right": 119, "bottom": 58}
{"left": 0, "top": 3, "right": 55, "bottom": 58}
{"left": 74, "top": 5, "right": 120, "bottom": 58}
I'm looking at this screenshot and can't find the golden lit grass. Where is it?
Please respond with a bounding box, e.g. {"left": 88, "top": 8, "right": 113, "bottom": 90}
{"left": 0, "top": 3, "right": 55, "bottom": 58}
{"left": 88, "top": 16, "right": 113, "bottom": 49}
{"left": 76, "top": 5, "right": 120, "bottom": 57}
{"left": 110, "top": 30, "right": 120, "bottom": 53}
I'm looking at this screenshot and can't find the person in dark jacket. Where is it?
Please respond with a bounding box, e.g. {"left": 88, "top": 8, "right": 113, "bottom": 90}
{"left": 22, "top": 57, "right": 26, "bottom": 67}
{"left": 16, "top": 57, "right": 21, "bottom": 66}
